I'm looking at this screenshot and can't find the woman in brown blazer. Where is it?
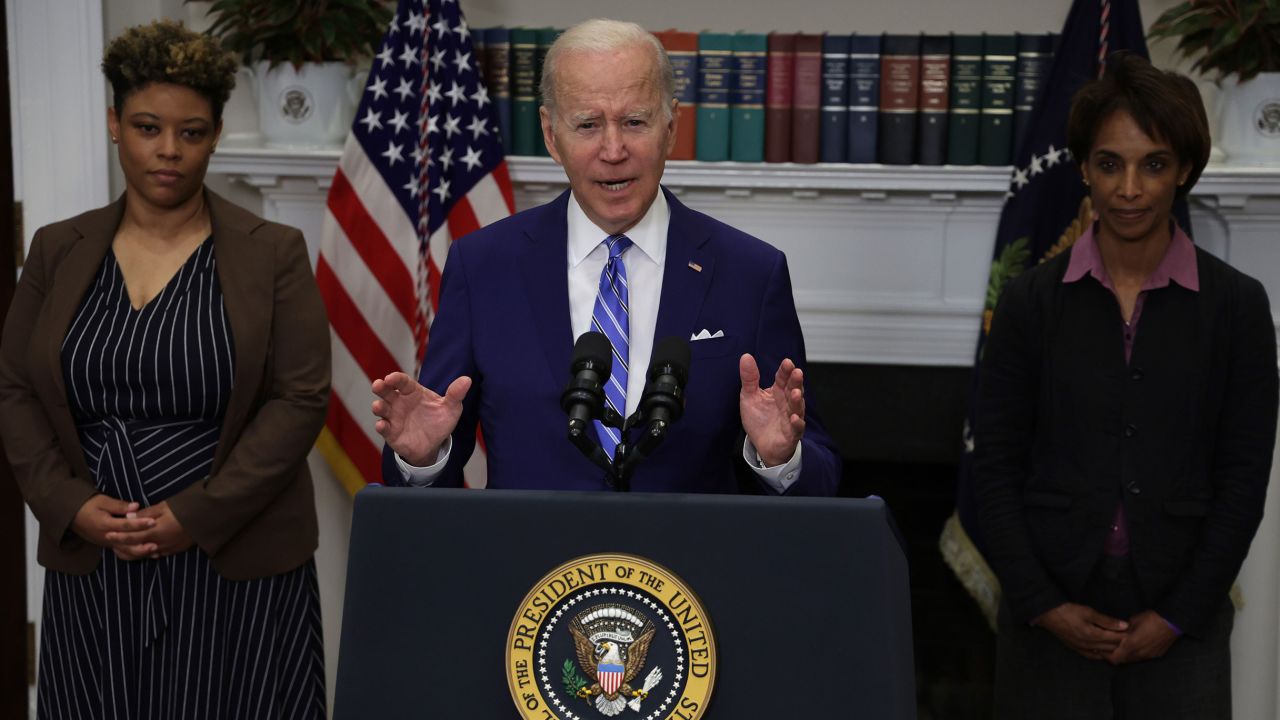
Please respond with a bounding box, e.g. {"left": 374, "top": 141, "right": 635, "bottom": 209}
{"left": 0, "top": 21, "right": 330, "bottom": 719}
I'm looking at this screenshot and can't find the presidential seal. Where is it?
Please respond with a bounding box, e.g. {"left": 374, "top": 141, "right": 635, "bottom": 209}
{"left": 278, "top": 86, "right": 314, "bottom": 124}
{"left": 506, "top": 554, "right": 716, "bottom": 720}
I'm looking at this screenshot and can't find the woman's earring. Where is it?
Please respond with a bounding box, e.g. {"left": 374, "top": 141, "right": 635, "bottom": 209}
{"left": 110, "top": 136, "right": 118, "bottom": 144}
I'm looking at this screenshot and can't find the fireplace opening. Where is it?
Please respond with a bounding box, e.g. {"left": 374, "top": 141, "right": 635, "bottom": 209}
{"left": 809, "top": 363, "right": 995, "bottom": 719}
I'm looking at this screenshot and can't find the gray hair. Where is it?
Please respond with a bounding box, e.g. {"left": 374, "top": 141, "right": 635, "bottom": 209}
{"left": 539, "top": 19, "right": 675, "bottom": 123}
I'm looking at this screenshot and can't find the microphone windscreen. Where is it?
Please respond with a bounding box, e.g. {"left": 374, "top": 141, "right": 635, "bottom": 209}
{"left": 649, "top": 335, "right": 691, "bottom": 384}
{"left": 571, "top": 331, "right": 613, "bottom": 380}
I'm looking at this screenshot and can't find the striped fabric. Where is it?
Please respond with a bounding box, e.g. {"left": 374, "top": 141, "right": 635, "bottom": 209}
{"left": 316, "top": 0, "right": 514, "bottom": 494}
{"left": 591, "top": 235, "right": 633, "bottom": 460}
{"left": 39, "top": 238, "right": 325, "bottom": 719}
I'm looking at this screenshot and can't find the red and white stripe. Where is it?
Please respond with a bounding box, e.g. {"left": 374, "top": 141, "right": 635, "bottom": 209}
{"left": 1097, "top": 0, "right": 1111, "bottom": 78}
{"left": 317, "top": 136, "right": 513, "bottom": 492}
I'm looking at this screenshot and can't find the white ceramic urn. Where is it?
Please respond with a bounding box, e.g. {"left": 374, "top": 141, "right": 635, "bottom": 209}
{"left": 252, "top": 61, "right": 356, "bottom": 149}
{"left": 1217, "top": 72, "right": 1280, "bottom": 166}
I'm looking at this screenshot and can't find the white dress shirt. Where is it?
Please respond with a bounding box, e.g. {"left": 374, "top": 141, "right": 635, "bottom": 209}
{"left": 398, "top": 190, "right": 802, "bottom": 491}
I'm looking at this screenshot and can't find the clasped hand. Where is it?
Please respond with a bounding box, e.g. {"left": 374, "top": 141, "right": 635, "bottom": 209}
{"left": 73, "top": 494, "right": 193, "bottom": 561}
{"left": 1036, "top": 602, "right": 1178, "bottom": 665}
{"left": 372, "top": 355, "right": 804, "bottom": 469}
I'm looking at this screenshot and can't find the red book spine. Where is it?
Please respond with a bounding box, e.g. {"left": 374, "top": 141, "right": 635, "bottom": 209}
{"left": 657, "top": 30, "right": 699, "bottom": 161}
{"left": 919, "top": 54, "right": 949, "bottom": 112}
{"left": 765, "top": 32, "right": 796, "bottom": 163}
{"left": 878, "top": 45, "right": 921, "bottom": 164}
{"left": 880, "top": 55, "right": 920, "bottom": 113}
{"left": 790, "top": 33, "right": 823, "bottom": 164}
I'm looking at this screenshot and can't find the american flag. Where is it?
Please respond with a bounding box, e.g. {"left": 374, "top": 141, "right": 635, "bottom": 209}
{"left": 316, "top": 0, "right": 514, "bottom": 494}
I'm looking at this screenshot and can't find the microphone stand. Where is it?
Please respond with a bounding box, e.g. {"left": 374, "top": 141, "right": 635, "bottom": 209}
{"left": 562, "top": 333, "right": 688, "bottom": 492}
{"left": 613, "top": 413, "right": 672, "bottom": 491}
{"left": 612, "top": 346, "right": 688, "bottom": 491}
{"left": 567, "top": 405, "right": 624, "bottom": 478}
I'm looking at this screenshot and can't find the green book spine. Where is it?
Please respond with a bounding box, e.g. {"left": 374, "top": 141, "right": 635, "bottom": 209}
{"left": 534, "top": 28, "right": 560, "bottom": 157}
{"left": 947, "top": 34, "right": 983, "bottom": 165}
{"left": 696, "top": 32, "right": 734, "bottom": 162}
{"left": 510, "top": 28, "right": 539, "bottom": 156}
{"left": 731, "top": 32, "right": 767, "bottom": 162}
{"left": 978, "top": 33, "right": 1017, "bottom": 166}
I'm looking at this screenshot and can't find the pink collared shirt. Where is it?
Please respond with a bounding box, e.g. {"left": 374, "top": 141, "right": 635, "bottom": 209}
{"left": 1062, "top": 222, "right": 1199, "bottom": 557}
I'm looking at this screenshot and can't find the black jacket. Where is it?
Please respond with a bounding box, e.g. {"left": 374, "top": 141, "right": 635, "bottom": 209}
{"left": 974, "top": 244, "right": 1277, "bottom": 636}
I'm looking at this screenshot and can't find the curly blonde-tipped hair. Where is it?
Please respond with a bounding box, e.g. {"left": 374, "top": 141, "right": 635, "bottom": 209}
{"left": 102, "top": 18, "right": 238, "bottom": 123}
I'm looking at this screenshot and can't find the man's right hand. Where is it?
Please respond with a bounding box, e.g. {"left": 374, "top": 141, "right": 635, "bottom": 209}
{"left": 372, "top": 372, "right": 471, "bottom": 467}
{"left": 1033, "top": 602, "right": 1129, "bottom": 660}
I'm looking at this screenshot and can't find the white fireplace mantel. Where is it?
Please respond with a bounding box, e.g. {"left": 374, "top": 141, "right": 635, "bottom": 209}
{"left": 208, "top": 149, "right": 1280, "bottom": 366}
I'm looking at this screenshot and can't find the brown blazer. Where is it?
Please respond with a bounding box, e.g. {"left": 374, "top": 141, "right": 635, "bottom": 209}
{"left": 0, "top": 190, "right": 331, "bottom": 580}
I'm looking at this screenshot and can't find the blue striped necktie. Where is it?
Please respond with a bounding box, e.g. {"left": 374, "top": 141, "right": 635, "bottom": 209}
{"left": 592, "top": 234, "right": 632, "bottom": 461}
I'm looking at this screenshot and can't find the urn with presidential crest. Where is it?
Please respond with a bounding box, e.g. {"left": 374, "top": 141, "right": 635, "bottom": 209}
{"left": 197, "top": 0, "right": 390, "bottom": 148}
{"left": 1215, "top": 73, "right": 1280, "bottom": 166}
{"left": 1149, "top": 0, "right": 1280, "bottom": 165}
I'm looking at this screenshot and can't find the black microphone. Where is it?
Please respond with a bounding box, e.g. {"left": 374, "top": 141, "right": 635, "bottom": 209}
{"left": 561, "top": 332, "right": 614, "bottom": 473}
{"left": 615, "top": 336, "right": 691, "bottom": 488}
{"left": 561, "top": 331, "right": 612, "bottom": 428}
{"left": 636, "top": 335, "right": 690, "bottom": 431}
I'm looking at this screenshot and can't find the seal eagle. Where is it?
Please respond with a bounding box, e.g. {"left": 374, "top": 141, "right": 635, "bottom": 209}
{"left": 569, "top": 604, "right": 657, "bottom": 716}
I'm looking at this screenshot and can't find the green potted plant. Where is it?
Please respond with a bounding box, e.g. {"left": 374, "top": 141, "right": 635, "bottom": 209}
{"left": 195, "top": 0, "right": 393, "bottom": 148}
{"left": 1148, "top": 0, "right": 1280, "bottom": 165}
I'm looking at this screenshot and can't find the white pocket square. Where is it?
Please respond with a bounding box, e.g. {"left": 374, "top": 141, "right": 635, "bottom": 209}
{"left": 690, "top": 329, "right": 725, "bottom": 341}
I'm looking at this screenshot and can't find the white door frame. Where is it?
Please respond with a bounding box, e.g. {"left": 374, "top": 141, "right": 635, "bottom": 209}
{"left": 7, "top": 0, "right": 109, "bottom": 712}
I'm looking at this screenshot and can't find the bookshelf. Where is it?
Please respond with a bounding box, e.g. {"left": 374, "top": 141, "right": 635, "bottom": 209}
{"left": 208, "top": 148, "right": 1280, "bottom": 366}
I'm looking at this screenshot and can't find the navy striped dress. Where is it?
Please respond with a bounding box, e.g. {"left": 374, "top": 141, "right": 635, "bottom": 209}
{"left": 39, "top": 237, "right": 326, "bottom": 719}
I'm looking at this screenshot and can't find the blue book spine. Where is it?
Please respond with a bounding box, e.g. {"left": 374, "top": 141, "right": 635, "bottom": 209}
{"left": 1013, "top": 32, "right": 1055, "bottom": 155}
{"left": 820, "top": 34, "right": 851, "bottom": 163}
{"left": 847, "top": 34, "right": 881, "bottom": 163}
{"left": 696, "top": 33, "right": 734, "bottom": 162}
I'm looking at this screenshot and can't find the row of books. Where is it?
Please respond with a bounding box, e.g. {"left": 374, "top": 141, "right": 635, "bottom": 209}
{"left": 471, "top": 29, "right": 1057, "bottom": 167}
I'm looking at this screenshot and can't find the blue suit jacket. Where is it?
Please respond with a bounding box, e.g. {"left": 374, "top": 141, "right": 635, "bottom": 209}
{"left": 382, "top": 188, "right": 841, "bottom": 494}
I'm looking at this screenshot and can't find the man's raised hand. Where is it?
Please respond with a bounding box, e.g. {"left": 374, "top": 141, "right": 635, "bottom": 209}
{"left": 739, "top": 354, "right": 806, "bottom": 467}
{"left": 372, "top": 372, "right": 471, "bottom": 466}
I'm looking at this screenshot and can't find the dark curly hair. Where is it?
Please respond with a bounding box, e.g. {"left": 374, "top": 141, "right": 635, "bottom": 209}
{"left": 102, "top": 19, "right": 238, "bottom": 124}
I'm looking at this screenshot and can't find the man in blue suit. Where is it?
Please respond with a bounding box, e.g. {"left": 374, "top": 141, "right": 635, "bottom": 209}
{"left": 372, "top": 19, "right": 840, "bottom": 495}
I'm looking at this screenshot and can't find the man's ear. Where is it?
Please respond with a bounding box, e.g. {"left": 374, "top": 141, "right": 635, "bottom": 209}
{"left": 665, "top": 98, "right": 679, "bottom": 158}
{"left": 540, "top": 106, "right": 562, "bottom": 165}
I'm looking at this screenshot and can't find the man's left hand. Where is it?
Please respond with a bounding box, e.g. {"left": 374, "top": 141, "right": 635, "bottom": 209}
{"left": 105, "top": 501, "right": 195, "bottom": 559}
{"left": 739, "top": 354, "right": 805, "bottom": 466}
{"left": 1107, "top": 610, "right": 1179, "bottom": 665}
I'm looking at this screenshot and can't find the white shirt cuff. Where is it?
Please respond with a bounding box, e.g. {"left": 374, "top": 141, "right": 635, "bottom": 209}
{"left": 395, "top": 436, "right": 452, "bottom": 486}
{"left": 742, "top": 439, "right": 803, "bottom": 493}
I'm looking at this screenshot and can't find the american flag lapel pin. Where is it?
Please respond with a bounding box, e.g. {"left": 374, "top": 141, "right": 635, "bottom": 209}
{"left": 688, "top": 261, "right": 703, "bottom": 272}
